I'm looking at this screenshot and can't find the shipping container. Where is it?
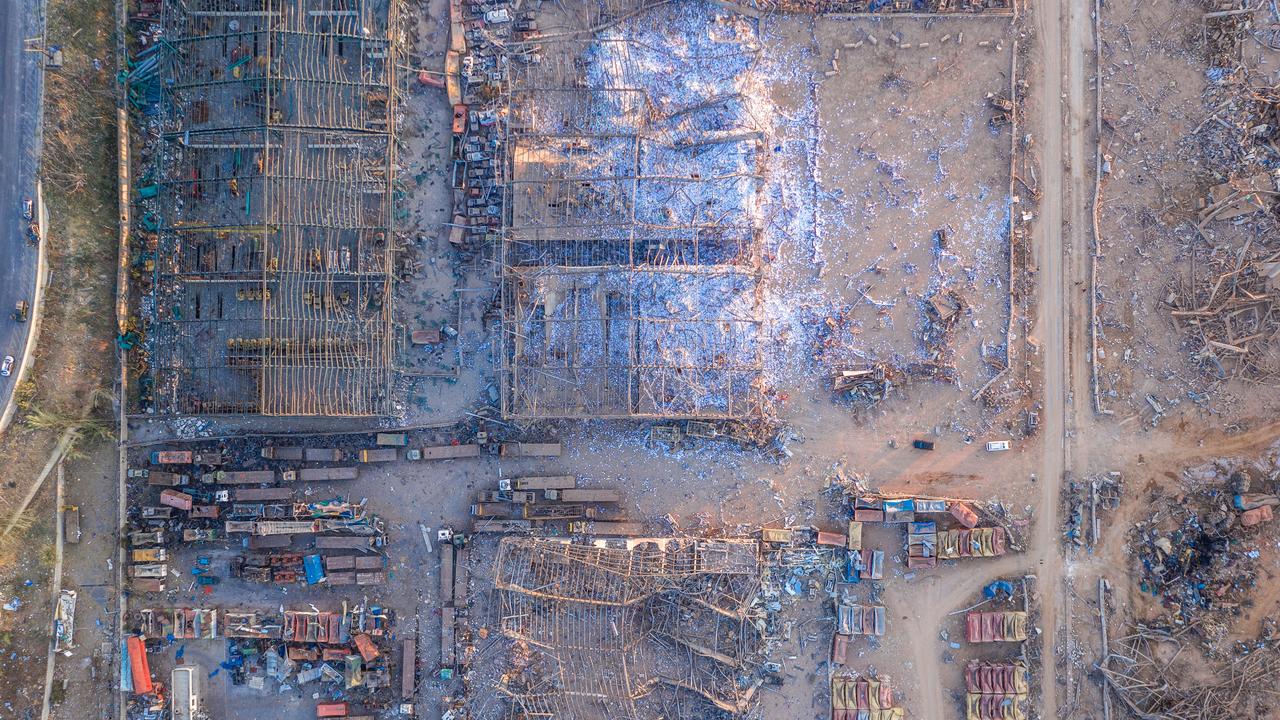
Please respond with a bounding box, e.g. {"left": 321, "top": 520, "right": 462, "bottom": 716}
{"left": 416, "top": 444, "right": 482, "bottom": 460}
{"left": 260, "top": 446, "right": 305, "bottom": 461}
{"left": 150, "top": 450, "right": 192, "bottom": 465}
{"left": 130, "top": 530, "right": 165, "bottom": 547}
{"left": 566, "top": 521, "right": 644, "bottom": 536}
{"left": 234, "top": 487, "right": 293, "bottom": 502}
{"left": 145, "top": 470, "right": 190, "bottom": 486}
{"left": 130, "top": 563, "right": 167, "bottom": 579}
{"left": 141, "top": 506, "right": 175, "bottom": 521}
{"left": 376, "top": 433, "right": 408, "bottom": 447}
{"left": 511, "top": 475, "right": 576, "bottom": 491}
{"left": 550, "top": 488, "right": 621, "bottom": 503}
{"left": 201, "top": 470, "right": 275, "bottom": 485}
{"left": 847, "top": 522, "right": 863, "bottom": 550}
{"left": 281, "top": 466, "right": 359, "bottom": 482}
{"left": 500, "top": 442, "right": 561, "bottom": 458}
{"left": 359, "top": 448, "right": 398, "bottom": 463}
{"left": 316, "top": 702, "right": 349, "bottom": 718}
{"left": 314, "top": 536, "right": 374, "bottom": 550}
{"left": 159, "top": 489, "right": 194, "bottom": 511}
{"left": 127, "top": 636, "right": 153, "bottom": 695}
{"left": 247, "top": 535, "right": 293, "bottom": 550}
{"left": 761, "top": 527, "right": 794, "bottom": 544}
{"left": 304, "top": 448, "right": 344, "bottom": 462}
{"left": 192, "top": 452, "right": 223, "bottom": 466}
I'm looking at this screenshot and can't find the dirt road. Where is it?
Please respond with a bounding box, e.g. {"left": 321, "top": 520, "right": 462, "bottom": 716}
{"left": 1032, "top": 0, "right": 1096, "bottom": 716}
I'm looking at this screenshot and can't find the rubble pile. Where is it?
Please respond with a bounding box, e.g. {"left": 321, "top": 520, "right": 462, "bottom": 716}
{"left": 1128, "top": 448, "right": 1280, "bottom": 646}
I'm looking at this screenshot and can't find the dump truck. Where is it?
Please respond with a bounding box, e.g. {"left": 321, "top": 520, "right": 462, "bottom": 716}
{"left": 415, "top": 443, "right": 482, "bottom": 460}
{"left": 150, "top": 450, "right": 192, "bottom": 465}
{"left": 547, "top": 488, "right": 621, "bottom": 503}
{"left": 359, "top": 448, "right": 398, "bottom": 463}
{"left": 201, "top": 470, "right": 275, "bottom": 485}
{"left": 260, "top": 446, "right": 305, "bottom": 461}
{"left": 281, "top": 466, "right": 359, "bottom": 482}
{"left": 376, "top": 433, "right": 408, "bottom": 447}
{"left": 499, "top": 442, "right": 561, "bottom": 458}
{"left": 507, "top": 475, "right": 576, "bottom": 491}
{"left": 11, "top": 300, "right": 28, "bottom": 322}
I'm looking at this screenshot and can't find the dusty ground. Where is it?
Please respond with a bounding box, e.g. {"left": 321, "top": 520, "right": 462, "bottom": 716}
{"left": 31, "top": 1, "right": 1280, "bottom": 720}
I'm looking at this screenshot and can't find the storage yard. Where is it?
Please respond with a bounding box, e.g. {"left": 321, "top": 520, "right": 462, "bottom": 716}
{"left": 11, "top": 0, "right": 1280, "bottom": 719}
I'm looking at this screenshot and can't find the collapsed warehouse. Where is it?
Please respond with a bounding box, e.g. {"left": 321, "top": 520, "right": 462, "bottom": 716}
{"left": 131, "top": 0, "right": 400, "bottom": 416}
{"left": 495, "top": 6, "right": 769, "bottom": 421}
{"left": 490, "top": 537, "right": 766, "bottom": 719}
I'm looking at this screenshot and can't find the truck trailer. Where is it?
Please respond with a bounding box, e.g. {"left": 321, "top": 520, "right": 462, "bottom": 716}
{"left": 201, "top": 470, "right": 275, "bottom": 485}
{"left": 359, "top": 449, "right": 398, "bottom": 463}
{"left": 150, "top": 450, "right": 192, "bottom": 465}
{"left": 281, "top": 466, "right": 359, "bottom": 482}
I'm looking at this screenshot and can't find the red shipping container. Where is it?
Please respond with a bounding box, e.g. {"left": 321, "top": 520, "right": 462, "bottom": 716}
{"left": 316, "top": 702, "right": 349, "bottom": 718}
{"left": 830, "top": 633, "right": 849, "bottom": 665}
{"left": 159, "top": 489, "right": 194, "bottom": 511}
{"left": 816, "top": 531, "right": 847, "bottom": 547}
{"left": 127, "top": 636, "right": 153, "bottom": 695}
{"left": 852, "top": 508, "right": 884, "bottom": 523}
{"left": 949, "top": 502, "right": 979, "bottom": 528}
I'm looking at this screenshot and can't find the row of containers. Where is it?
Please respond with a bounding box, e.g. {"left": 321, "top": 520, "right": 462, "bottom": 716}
{"left": 964, "top": 660, "right": 1029, "bottom": 720}
{"left": 829, "top": 674, "right": 904, "bottom": 720}
{"left": 849, "top": 495, "right": 1008, "bottom": 569}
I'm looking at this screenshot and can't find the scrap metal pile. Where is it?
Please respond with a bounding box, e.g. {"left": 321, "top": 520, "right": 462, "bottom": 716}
{"left": 1099, "top": 622, "right": 1280, "bottom": 720}
{"left": 491, "top": 537, "right": 768, "bottom": 720}
{"left": 1165, "top": 7, "right": 1280, "bottom": 382}
{"left": 126, "top": 603, "right": 401, "bottom": 718}
{"left": 1128, "top": 449, "right": 1280, "bottom": 647}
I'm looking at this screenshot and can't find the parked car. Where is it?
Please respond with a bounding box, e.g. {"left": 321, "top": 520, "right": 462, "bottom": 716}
{"left": 1, "top": 355, "right": 13, "bottom": 377}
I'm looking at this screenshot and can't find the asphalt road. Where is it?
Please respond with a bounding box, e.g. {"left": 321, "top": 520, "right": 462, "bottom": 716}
{"left": 0, "top": 0, "right": 44, "bottom": 410}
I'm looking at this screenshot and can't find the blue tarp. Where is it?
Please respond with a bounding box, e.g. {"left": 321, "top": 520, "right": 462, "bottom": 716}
{"left": 884, "top": 498, "right": 915, "bottom": 513}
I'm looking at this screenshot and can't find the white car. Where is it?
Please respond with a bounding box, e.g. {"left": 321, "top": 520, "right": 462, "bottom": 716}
{"left": 1, "top": 355, "right": 13, "bottom": 377}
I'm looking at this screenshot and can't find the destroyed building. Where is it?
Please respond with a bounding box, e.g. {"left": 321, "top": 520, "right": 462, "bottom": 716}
{"left": 135, "top": 0, "right": 401, "bottom": 415}
{"left": 492, "top": 536, "right": 766, "bottom": 719}
{"left": 496, "top": 8, "right": 769, "bottom": 421}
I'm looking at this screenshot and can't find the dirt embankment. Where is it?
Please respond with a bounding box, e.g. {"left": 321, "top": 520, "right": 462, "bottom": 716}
{"left": 0, "top": 0, "right": 120, "bottom": 713}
